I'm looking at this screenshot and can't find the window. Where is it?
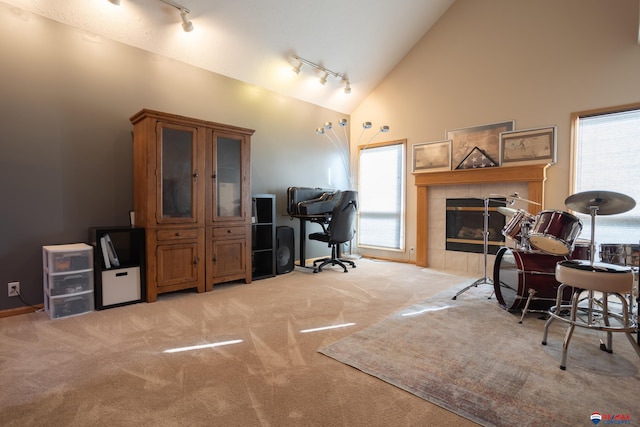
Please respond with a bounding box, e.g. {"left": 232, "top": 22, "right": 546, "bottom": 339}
{"left": 571, "top": 104, "right": 640, "bottom": 245}
{"left": 357, "top": 140, "right": 406, "bottom": 250}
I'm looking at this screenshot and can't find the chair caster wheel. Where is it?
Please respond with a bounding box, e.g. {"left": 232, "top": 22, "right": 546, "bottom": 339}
{"left": 560, "top": 365, "right": 566, "bottom": 370}
{"left": 541, "top": 341, "right": 547, "bottom": 345}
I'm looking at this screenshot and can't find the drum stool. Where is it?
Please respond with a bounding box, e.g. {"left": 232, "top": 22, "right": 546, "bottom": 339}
{"left": 541, "top": 259, "right": 640, "bottom": 370}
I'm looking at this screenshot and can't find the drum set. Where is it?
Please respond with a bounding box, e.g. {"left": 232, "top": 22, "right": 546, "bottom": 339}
{"left": 493, "top": 190, "right": 639, "bottom": 324}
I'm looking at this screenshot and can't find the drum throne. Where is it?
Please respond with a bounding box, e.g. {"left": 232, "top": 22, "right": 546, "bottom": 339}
{"left": 542, "top": 260, "right": 640, "bottom": 369}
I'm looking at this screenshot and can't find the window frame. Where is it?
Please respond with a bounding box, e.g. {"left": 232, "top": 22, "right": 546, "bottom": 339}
{"left": 570, "top": 102, "right": 640, "bottom": 244}
{"left": 570, "top": 102, "right": 640, "bottom": 189}
{"left": 356, "top": 139, "right": 407, "bottom": 252}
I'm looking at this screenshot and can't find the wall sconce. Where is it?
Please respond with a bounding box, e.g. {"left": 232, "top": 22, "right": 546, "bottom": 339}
{"left": 292, "top": 55, "right": 352, "bottom": 94}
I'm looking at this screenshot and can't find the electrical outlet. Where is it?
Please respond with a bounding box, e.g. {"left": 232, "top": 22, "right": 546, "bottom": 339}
{"left": 409, "top": 247, "right": 415, "bottom": 254}
{"left": 8, "top": 282, "right": 20, "bottom": 297}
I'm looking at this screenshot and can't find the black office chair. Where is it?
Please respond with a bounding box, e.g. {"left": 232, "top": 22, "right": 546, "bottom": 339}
{"left": 309, "top": 190, "right": 358, "bottom": 273}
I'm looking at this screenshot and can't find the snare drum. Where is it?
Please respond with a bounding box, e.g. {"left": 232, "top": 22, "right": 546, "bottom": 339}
{"left": 502, "top": 209, "right": 535, "bottom": 241}
{"left": 600, "top": 243, "right": 640, "bottom": 267}
{"left": 528, "top": 210, "right": 583, "bottom": 256}
{"left": 493, "top": 247, "right": 571, "bottom": 311}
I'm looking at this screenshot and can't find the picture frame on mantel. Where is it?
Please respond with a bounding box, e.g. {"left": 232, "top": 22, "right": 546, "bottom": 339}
{"left": 412, "top": 140, "right": 451, "bottom": 173}
{"left": 499, "top": 126, "right": 557, "bottom": 166}
{"left": 446, "top": 120, "right": 515, "bottom": 169}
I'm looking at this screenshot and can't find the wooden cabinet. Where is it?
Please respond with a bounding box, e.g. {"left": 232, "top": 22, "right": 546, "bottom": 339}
{"left": 131, "top": 109, "right": 254, "bottom": 302}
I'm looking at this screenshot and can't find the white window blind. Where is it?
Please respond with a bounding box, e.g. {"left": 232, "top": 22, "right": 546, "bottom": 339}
{"left": 357, "top": 142, "right": 405, "bottom": 250}
{"left": 574, "top": 108, "right": 640, "bottom": 244}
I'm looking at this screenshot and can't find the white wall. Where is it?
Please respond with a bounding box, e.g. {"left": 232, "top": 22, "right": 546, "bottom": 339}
{"left": 352, "top": 0, "right": 640, "bottom": 265}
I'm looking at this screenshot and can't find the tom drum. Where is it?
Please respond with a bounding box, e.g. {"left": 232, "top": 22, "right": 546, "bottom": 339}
{"left": 502, "top": 209, "right": 535, "bottom": 242}
{"left": 569, "top": 239, "right": 593, "bottom": 261}
{"left": 529, "top": 210, "right": 583, "bottom": 256}
{"left": 493, "top": 247, "right": 571, "bottom": 312}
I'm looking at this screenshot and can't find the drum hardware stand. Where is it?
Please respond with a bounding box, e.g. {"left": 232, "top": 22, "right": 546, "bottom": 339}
{"left": 519, "top": 288, "right": 537, "bottom": 323}
{"left": 453, "top": 197, "right": 497, "bottom": 300}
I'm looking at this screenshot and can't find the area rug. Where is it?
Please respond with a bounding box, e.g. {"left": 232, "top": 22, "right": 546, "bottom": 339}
{"left": 319, "top": 282, "right": 640, "bottom": 427}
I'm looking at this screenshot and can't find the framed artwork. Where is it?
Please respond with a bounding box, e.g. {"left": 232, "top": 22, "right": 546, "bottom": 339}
{"left": 412, "top": 140, "right": 451, "bottom": 173}
{"left": 499, "top": 126, "right": 557, "bottom": 166}
{"left": 446, "top": 121, "right": 515, "bottom": 169}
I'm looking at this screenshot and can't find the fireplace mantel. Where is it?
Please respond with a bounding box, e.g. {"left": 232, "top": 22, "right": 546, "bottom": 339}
{"left": 413, "top": 164, "right": 549, "bottom": 267}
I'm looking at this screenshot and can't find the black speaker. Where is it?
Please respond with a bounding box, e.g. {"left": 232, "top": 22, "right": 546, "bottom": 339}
{"left": 276, "top": 226, "right": 295, "bottom": 274}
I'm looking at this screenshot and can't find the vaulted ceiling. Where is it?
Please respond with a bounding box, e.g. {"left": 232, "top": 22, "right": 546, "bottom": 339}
{"left": 1, "top": 0, "right": 455, "bottom": 113}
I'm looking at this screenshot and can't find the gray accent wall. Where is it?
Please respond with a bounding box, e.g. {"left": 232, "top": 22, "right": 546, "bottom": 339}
{"left": 0, "top": 4, "right": 348, "bottom": 310}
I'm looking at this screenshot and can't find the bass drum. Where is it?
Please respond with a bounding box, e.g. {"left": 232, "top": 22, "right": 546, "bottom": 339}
{"left": 493, "top": 247, "right": 570, "bottom": 312}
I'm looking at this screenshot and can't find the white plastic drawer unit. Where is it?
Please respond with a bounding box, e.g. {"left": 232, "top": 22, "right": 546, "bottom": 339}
{"left": 43, "top": 243, "right": 94, "bottom": 319}
{"left": 45, "top": 291, "right": 94, "bottom": 319}
{"left": 43, "top": 243, "right": 93, "bottom": 273}
{"left": 44, "top": 270, "right": 94, "bottom": 296}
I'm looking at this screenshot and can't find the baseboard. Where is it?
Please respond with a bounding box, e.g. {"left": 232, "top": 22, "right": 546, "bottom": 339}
{"left": 0, "top": 304, "right": 44, "bottom": 318}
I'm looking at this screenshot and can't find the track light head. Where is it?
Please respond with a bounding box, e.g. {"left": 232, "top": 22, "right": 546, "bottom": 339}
{"left": 338, "top": 119, "right": 347, "bottom": 127}
{"left": 319, "top": 71, "right": 329, "bottom": 85}
{"left": 180, "top": 9, "right": 194, "bottom": 32}
{"left": 343, "top": 79, "right": 351, "bottom": 94}
{"left": 324, "top": 122, "right": 332, "bottom": 130}
{"left": 316, "top": 128, "right": 325, "bottom": 135}
{"left": 380, "top": 125, "right": 390, "bottom": 133}
{"left": 292, "top": 60, "right": 303, "bottom": 74}
{"left": 108, "top": 0, "right": 121, "bottom": 4}
{"left": 362, "top": 122, "right": 372, "bottom": 129}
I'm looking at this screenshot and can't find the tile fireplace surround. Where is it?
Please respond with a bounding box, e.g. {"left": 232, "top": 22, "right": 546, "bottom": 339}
{"left": 414, "top": 164, "right": 549, "bottom": 275}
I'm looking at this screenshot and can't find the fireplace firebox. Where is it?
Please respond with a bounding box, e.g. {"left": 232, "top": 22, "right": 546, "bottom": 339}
{"left": 446, "top": 198, "right": 506, "bottom": 254}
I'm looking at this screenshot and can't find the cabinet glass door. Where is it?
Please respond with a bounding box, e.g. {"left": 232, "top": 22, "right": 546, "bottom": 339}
{"left": 214, "top": 135, "right": 244, "bottom": 220}
{"left": 157, "top": 124, "right": 198, "bottom": 223}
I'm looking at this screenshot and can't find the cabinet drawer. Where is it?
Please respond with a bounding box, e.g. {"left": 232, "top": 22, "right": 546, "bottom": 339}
{"left": 156, "top": 228, "right": 199, "bottom": 241}
{"left": 212, "top": 226, "right": 246, "bottom": 238}
{"left": 44, "top": 270, "right": 93, "bottom": 296}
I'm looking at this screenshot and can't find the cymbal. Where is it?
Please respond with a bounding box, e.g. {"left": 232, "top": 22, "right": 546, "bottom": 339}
{"left": 565, "top": 190, "right": 636, "bottom": 215}
{"left": 497, "top": 207, "right": 518, "bottom": 217}
{"left": 489, "top": 192, "right": 541, "bottom": 206}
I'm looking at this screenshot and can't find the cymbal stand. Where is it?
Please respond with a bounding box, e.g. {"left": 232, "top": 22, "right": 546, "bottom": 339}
{"left": 453, "top": 197, "right": 494, "bottom": 300}
{"left": 587, "top": 205, "right": 598, "bottom": 266}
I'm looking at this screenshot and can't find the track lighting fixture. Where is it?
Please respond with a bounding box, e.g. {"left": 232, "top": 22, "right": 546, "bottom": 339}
{"left": 108, "top": 0, "right": 121, "bottom": 5}
{"left": 292, "top": 55, "right": 351, "bottom": 94}
{"left": 159, "top": 0, "right": 194, "bottom": 32}
{"left": 362, "top": 122, "right": 372, "bottom": 129}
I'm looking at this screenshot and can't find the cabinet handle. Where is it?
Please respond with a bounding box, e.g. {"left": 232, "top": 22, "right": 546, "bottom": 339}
{"left": 212, "top": 255, "right": 217, "bottom": 263}
{"left": 175, "top": 232, "right": 181, "bottom": 236}
{"left": 193, "top": 170, "right": 198, "bottom": 182}
{"left": 194, "top": 256, "right": 198, "bottom": 265}
{"left": 227, "top": 229, "right": 232, "bottom": 233}
{"left": 212, "top": 171, "right": 217, "bottom": 179}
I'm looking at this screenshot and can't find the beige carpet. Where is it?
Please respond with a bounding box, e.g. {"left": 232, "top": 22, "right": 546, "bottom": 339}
{"left": 0, "top": 259, "right": 480, "bottom": 427}
{"left": 320, "top": 283, "right": 640, "bottom": 427}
